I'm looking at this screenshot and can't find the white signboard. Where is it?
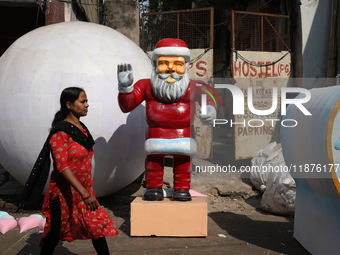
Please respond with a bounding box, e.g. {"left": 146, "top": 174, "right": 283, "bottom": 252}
{"left": 232, "top": 50, "right": 291, "bottom": 159}
{"left": 190, "top": 49, "right": 214, "bottom": 158}
{"left": 189, "top": 48, "right": 213, "bottom": 79}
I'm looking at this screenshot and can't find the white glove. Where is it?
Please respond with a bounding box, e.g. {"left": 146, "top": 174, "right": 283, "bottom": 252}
{"left": 199, "top": 105, "right": 216, "bottom": 125}
{"left": 117, "top": 62, "right": 134, "bottom": 93}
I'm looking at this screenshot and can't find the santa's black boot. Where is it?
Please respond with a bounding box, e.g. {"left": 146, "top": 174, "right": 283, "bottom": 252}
{"left": 144, "top": 188, "right": 164, "bottom": 201}
{"left": 173, "top": 189, "right": 191, "bottom": 201}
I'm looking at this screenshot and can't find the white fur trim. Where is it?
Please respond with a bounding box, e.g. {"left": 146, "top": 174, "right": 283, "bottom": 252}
{"left": 145, "top": 138, "right": 196, "bottom": 156}
{"left": 151, "top": 46, "right": 190, "bottom": 62}
{"left": 118, "top": 84, "right": 134, "bottom": 94}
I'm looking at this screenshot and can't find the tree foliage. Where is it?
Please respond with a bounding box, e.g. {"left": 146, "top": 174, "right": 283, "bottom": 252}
{"left": 140, "top": 0, "right": 192, "bottom": 13}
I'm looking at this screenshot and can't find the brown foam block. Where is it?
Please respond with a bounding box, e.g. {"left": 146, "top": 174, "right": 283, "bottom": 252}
{"left": 130, "top": 196, "right": 207, "bottom": 237}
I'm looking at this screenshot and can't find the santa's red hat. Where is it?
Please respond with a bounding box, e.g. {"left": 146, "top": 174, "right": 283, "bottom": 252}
{"left": 151, "top": 38, "right": 190, "bottom": 62}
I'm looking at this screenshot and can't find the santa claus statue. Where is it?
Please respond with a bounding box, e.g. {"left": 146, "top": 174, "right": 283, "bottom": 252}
{"left": 117, "top": 38, "right": 219, "bottom": 201}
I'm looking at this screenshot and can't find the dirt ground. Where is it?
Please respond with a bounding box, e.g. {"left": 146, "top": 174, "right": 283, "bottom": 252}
{"left": 0, "top": 172, "right": 266, "bottom": 217}
{"left": 96, "top": 178, "right": 266, "bottom": 218}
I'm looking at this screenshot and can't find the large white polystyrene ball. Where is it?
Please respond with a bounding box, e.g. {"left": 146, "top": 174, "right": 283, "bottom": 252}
{"left": 0, "top": 21, "right": 150, "bottom": 197}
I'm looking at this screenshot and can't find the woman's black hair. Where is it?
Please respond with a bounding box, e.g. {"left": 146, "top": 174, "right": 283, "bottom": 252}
{"left": 51, "top": 87, "right": 85, "bottom": 128}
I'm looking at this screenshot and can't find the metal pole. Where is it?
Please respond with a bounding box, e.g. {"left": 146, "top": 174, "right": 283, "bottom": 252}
{"left": 177, "top": 13, "right": 180, "bottom": 38}
{"left": 210, "top": 7, "right": 214, "bottom": 47}
{"left": 142, "top": 14, "right": 146, "bottom": 51}
{"left": 261, "top": 16, "right": 264, "bottom": 51}
{"left": 231, "top": 10, "right": 235, "bottom": 49}
{"left": 45, "top": 1, "right": 65, "bottom": 25}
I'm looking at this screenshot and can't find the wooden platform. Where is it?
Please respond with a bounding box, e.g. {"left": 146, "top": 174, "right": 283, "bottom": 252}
{"left": 130, "top": 196, "right": 207, "bottom": 237}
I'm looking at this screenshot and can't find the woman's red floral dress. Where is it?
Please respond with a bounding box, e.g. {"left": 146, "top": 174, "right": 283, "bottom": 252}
{"left": 41, "top": 130, "right": 118, "bottom": 242}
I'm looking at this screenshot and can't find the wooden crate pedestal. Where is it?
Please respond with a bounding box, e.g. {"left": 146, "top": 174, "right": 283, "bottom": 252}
{"left": 130, "top": 197, "right": 207, "bottom": 237}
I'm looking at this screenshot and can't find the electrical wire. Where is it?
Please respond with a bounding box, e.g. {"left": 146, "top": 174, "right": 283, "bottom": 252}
{"left": 231, "top": 49, "right": 291, "bottom": 67}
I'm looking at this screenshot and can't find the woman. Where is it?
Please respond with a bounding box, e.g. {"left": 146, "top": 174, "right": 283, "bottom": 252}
{"left": 38, "top": 87, "right": 118, "bottom": 254}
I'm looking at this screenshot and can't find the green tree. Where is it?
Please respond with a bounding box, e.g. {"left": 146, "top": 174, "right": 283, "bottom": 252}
{"left": 140, "top": 0, "right": 192, "bottom": 13}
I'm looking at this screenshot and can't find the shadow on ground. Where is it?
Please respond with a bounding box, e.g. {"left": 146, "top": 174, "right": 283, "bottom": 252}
{"left": 209, "top": 211, "right": 310, "bottom": 255}
{"left": 10, "top": 232, "right": 78, "bottom": 255}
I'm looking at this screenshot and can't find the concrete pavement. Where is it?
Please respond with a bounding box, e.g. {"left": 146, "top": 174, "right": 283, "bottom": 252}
{"left": 0, "top": 181, "right": 310, "bottom": 255}
{"left": 0, "top": 211, "right": 310, "bottom": 255}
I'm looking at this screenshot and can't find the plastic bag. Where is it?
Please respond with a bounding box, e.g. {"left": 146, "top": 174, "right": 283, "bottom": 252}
{"left": 260, "top": 170, "right": 296, "bottom": 216}
{"left": 250, "top": 142, "right": 296, "bottom": 216}
{"left": 250, "top": 142, "right": 283, "bottom": 192}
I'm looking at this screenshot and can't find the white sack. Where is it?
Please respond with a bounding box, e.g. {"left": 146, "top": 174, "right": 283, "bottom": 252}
{"left": 250, "top": 142, "right": 296, "bottom": 216}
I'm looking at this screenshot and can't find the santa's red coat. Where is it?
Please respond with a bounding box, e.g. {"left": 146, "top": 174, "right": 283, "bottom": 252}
{"left": 118, "top": 79, "right": 217, "bottom": 155}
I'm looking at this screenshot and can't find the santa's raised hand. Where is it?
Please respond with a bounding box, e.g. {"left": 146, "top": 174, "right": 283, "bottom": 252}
{"left": 199, "top": 105, "right": 217, "bottom": 125}
{"left": 117, "top": 62, "right": 134, "bottom": 92}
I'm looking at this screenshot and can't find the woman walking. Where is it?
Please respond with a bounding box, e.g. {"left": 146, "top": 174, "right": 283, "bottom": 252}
{"left": 29, "top": 87, "right": 118, "bottom": 254}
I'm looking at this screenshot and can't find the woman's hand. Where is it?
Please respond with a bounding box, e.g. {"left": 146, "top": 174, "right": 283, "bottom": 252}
{"left": 83, "top": 194, "right": 100, "bottom": 211}
{"left": 60, "top": 168, "right": 100, "bottom": 211}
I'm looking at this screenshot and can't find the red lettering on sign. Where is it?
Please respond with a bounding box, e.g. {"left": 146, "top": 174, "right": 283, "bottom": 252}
{"left": 258, "top": 61, "right": 265, "bottom": 77}
{"left": 196, "top": 61, "right": 207, "bottom": 77}
{"left": 285, "top": 63, "right": 291, "bottom": 76}
{"left": 265, "top": 62, "right": 271, "bottom": 77}
{"left": 279, "top": 64, "right": 283, "bottom": 75}
{"left": 234, "top": 60, "right": 289, "bottom": 78}
{"left": 250, "top": 61, "right": 257, "bottom": 77}
{"left": 233, "top": 61, "right": 241, "bottom": 76}
{"left": 272, "top": 62, "right": 278, "bottom": 77}
{"left": 242, "top": 62, "right": 249, "bottom": 77}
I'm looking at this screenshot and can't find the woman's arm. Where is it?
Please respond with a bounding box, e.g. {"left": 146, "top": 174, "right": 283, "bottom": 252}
{"left": 61, "top": 168, "right": 99, "bottom": 211}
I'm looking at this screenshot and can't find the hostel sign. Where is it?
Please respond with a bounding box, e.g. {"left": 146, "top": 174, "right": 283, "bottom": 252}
{"left": 233, "top": 57, "right": 291, "bottom": 78}
{"left": 232, "top": 50, "right": 291, "bottom": 160}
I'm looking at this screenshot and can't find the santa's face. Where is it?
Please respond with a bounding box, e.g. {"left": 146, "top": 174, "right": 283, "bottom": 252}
{"left": 156, "top": 56, "right": 186, "bottom": 82}
{"left": 151, "top": 56, "right": 189, "bottom": 103}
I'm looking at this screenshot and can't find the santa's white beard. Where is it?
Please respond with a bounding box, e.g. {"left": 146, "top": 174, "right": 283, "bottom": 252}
{"left": 151, "top": 70, "right": 190, "bottom": 104}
